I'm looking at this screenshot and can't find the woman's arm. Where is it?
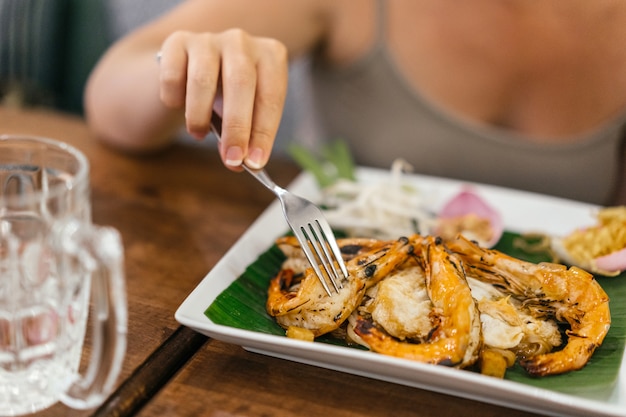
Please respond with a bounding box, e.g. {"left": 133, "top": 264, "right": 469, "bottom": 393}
{"left": 84, "top": 0, "right": 332, "bottom": 169}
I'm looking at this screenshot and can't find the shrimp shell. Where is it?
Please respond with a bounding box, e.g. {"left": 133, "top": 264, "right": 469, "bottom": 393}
{"left": 266, "top": 236, "right": 415, "bottom": 337}
{"left": 447, "top": 235, "right": 611, "bottom": 376}
{"left": 352, "top": 236, "right": 482, "bottom": 368}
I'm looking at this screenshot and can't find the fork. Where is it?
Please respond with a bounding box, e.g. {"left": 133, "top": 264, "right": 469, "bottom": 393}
{"left": 210, "top": 112, "right": 348, "bottom": 295}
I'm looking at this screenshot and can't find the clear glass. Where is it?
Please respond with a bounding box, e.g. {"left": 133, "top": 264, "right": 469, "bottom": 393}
{"left": 0, "top": 135, "right": 127, "bottom": 416}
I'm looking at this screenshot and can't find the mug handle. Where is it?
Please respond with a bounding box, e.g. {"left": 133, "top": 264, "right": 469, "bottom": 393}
{"left": 55, "top": 219, "right": 127, "bottom": 410}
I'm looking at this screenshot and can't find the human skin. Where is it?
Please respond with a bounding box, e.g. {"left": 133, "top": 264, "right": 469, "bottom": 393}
{"left": 84, "top": 0, "right": 626, "bottom": 175}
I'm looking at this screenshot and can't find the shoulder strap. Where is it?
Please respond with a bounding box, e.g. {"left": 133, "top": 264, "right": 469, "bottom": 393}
{"left": 374, "top": 0, "right": 388, "bottom": 47}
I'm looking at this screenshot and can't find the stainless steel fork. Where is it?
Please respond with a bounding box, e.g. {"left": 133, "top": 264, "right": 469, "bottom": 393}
{"left": 210, "top": 113, "right": 348, "bottom": 295}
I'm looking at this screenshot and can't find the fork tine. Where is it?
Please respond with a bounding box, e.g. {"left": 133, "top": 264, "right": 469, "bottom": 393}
{"left": 306, "top": 220, "right": 344, "bottom": 292}
{"left": 304, "top": 225, "right": 337, "bottom": 291}
{"left": 293, "top": 226, "right": 334, "bottom": 296}
{"left": 315, "top": 219, "right": 349, "bottom": 281}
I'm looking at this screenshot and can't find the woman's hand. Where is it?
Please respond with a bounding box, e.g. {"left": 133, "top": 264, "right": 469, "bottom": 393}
{"left": 158, "top": 29, "right": 288, "bottom": 171}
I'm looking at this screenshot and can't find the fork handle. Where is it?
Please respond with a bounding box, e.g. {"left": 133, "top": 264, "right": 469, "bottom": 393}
{"left": 210, "top": 112, "right": 286, "bottom": 197}
{"left": 243, "top": 167, "right": 287, "bottom": 196}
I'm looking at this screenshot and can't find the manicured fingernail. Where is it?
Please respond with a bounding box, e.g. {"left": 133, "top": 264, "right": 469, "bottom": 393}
{"left": 190, "top": 130, "right": 206, "bottom": 140}
{"left": 225, "top": 146, "right": 244, "bottom": 167}
{"left": 244, "top": 147, "right": 264, "bottom": 169}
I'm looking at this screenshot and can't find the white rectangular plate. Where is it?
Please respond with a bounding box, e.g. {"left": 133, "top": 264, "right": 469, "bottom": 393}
{"left": 176, "top": 167, "right": 626, "bottom": 417}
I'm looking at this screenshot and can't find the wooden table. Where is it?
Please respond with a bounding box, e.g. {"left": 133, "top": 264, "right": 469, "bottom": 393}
{"left": 1, "top": 106, "right": 607, "bottom": 417}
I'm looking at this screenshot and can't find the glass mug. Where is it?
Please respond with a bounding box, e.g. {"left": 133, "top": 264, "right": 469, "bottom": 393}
{"left": 0, "top": 135, "right": 127, "bottom": 415}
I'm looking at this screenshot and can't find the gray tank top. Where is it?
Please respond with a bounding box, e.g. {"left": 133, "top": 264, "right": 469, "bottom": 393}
{"left": 310, "top": 1, "right": 625, "bottom": 205}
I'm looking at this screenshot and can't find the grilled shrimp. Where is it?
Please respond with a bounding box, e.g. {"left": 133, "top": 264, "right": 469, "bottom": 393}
{"left": 448, "top": 235, "right": 611, "bottom": 376}
{"left": 273, "top": 235, "right": 399, "bottom": 296}
{"left": 469, "top": 278, "right": 562, "bottom": 375}
{"left": 352, "top": 236, "right": 482, "bottom": 368}
{"left": 348, "top": 261, "right": 433, "bottom": 345}
{"left": 266, "top": 236, "right": 414, "bottom": 337}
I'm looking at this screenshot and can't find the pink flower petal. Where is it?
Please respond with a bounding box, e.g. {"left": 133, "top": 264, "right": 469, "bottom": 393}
{"left": 438, "top": 186, "right": 503, "bottom": 247}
